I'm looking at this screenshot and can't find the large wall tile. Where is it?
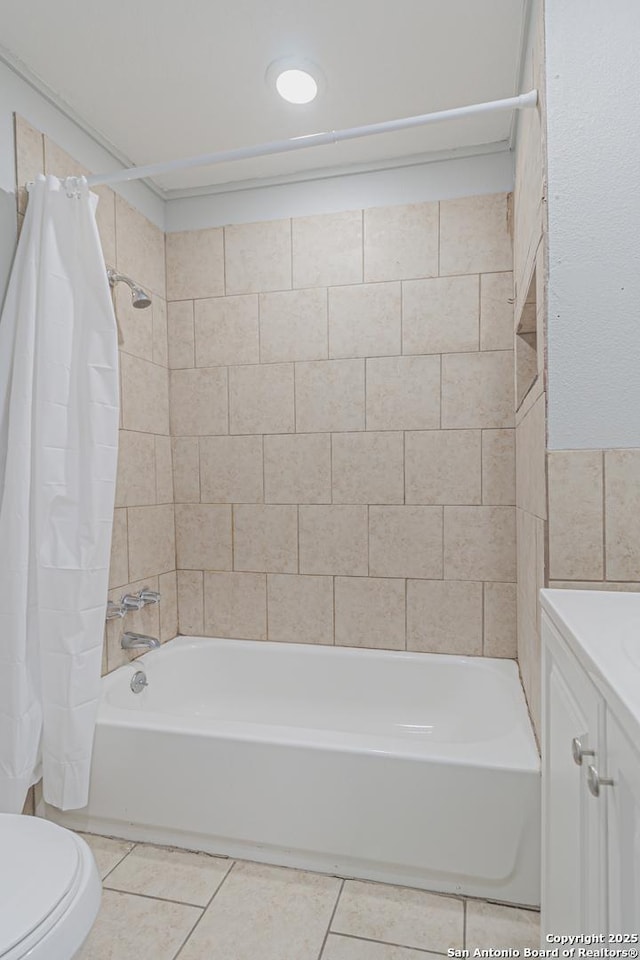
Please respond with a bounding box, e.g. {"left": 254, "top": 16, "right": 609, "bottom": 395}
{"left": 402, "top": 276, "right": 479, "bottom": 354}
{"left": 299, "top": 505, "right": 368, "bottom": 575}
{"left": 115, "top": 431, "right": 156, "bottom": 507}
{"left": 200, "top": 435, "right": 263, "bottom": 503}
{"left": 167, "top": 300, "right": 195, "bottom": 369}
{"left": 175, "top": 503, "right": 232, "bottom": 570}
{"left": 115, "top": 196, "right": 165, "bottom": 297}
{"left": 204, "top": 572, "right": 266, "bottom": 640}
{"left": 444, "top": 506, "right": 516, "bottom": 581}
{"left": 407, "top": 579, "right": 483, "bottom": 655}
{"left": 292, "top": 210, "right": 362, "bottom": 288}
{"left": 405, "top": 430, "right": 481, "bottom": 505}
{"left": 259, "top": 288, "right": 328, "bottom": 363}
{"left": 332, "top": 432, "right": 404, "bottom": 505}
{"left": 441, "top": 351, "right": 514, "bottom": 429}
{"left": 121, "top": 355, "right": 169, "bottom": 435}
{"left": 233, "top": 504, "right": 298, "bottom": 573}
{"left": 369, "top": 506, "right": 443, "bottom": 579}
{"left": 166, "top": 228, "right": 224, "bottom": 300}
{"left": 159, "top": 570, "right": 178, "bottom": 641}
{"left": 195, "top": 295, "right": 259, "bottom": 367}
{"left": 329, "top": 282, "right": 401, "bottom": 359}
{"left": 264, "top": 433, "right": 331, "bottom": 504}
{"left": 172, "top": 437, "right": 200, "bottom": 503}
{"left": 439, "top": 193, "right": 513, "bottom": 276}
{"left": 127, "top": 504, "right": 176, "bottom": 581}
{"left": 295, "top": 359, "right": 365, "bottom": 432}
{"left": 109, "top": 508, "right": 129, "bottom": 589}
{"left": 517, "top": 508, "right": 545, "bottom": 636}
{"left": 516, "top": 393, "right": 547, "bottom": 519}
{"left": 155, "top": 436, "right": 174, "bottom": 504}
{"left": 605, "top": 449, "right": 640, "bottom": 580}
{"left": 548, "top": 450, "right": 603, "bottom": 580}
{"left": 482, "top": 429, "right": 516, "bottom": 505}
{"left": 229, "top": 363, "right": 295, "bottom": 434}
{"left": 152, "top": 295, "right": 168, "bottom": 367}
{"left": 364, "top": 202, "right": 439, "bottom": 282}
{"left": 225, "top": 219, "right": 291, "bottom": 294}
{"left": 177, "top": 570, "right": 204, "bottom": 635}
{"left": 335, "top": 577, "right": 405, "bottom": 649}
{"left": 480, "top": 272, "right": 514, "bottom": 351}
{"left": 170, "top": 367, "right": 228, "bottom": 436}
{"left": 483, "top": 582, "right": 517, "bottom": 658}
{"left": 267, "top": 574, "right": 334, "bottom": 644}
{"left": 365, "top": 355, "right": 440, "bottom": 431}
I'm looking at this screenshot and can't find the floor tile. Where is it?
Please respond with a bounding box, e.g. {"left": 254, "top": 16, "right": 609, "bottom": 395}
{"left": 178, "top": 860, "right": 342, "bottom": 960}
{"left": 76, "top": 889, "right": 201, "bottom": 960}
{"left": 322, "top": 933, "right": 442, "bottom": 959}
{"left": 465, "top": 901, "right": 540, "bottom": 949}
{"left": 78, "top": 833, "right": 134, "bottom": 880}
{"left": 331, "top": 880, "right": 463, "bottom": 952}
{"left": 105, "top": 843, "right": 233, "bottom": 906}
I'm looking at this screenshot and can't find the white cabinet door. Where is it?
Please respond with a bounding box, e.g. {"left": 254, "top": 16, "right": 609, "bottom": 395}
{"left": 542, "top": 612, "right": 607, "bottom": 935}
{"left": 605, "top": 711, "right": 640, "bottom": 933}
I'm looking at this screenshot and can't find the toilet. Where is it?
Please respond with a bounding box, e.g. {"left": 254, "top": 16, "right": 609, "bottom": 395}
{"left": 0, "top": 814, "right": 101, "bottom": 960}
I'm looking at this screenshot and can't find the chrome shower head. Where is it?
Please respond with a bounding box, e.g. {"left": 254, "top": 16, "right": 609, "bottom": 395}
{"left": 107, "top": 268, "right": 152, "bottom": 309}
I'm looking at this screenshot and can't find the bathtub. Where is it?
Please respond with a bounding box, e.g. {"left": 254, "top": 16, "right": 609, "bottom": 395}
{"left": 45, "top": 636, "right": 541, "bottom": 905}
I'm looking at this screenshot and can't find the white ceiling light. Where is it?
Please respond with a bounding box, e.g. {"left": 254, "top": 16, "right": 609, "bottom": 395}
{"left": 276, "top": 68, "right": 318, "bottom": 104}
{"left": 266, "top": 58, "right": 324, "bottom": 105}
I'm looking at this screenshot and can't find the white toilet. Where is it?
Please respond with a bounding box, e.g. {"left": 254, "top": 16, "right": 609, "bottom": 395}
{"left": 0, "top": 814, "right": 101, "bottom": 960}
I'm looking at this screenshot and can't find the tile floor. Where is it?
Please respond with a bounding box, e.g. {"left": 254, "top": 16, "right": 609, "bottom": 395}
{"left": 77, "top": 834, "right": 540, "bottom": 960}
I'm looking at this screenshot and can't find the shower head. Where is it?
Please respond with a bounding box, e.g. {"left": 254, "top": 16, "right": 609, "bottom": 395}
{"left": 107, "top": 268, "right": 152, "bottom": 309}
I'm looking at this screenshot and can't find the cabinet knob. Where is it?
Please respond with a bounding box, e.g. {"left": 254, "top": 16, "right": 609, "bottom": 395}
{"left": 587, "top": 764, "right": 614, "bottom": 798}
{"left": 571, "top": 737, "right": 595, "bottom": 766}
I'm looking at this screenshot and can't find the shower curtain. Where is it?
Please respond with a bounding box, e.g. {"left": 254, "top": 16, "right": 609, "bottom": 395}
{"left": 0, "top": 175, "right": 119, "bottom": 812}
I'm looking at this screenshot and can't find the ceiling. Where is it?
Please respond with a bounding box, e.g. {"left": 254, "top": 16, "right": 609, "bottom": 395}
{"left": 0, "top": 0, "right": 528, "bottom": 195}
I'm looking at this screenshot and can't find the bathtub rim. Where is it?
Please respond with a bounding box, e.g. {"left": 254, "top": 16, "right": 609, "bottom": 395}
{"left": 101, "top": 635, "right": 540, "bottom": 773}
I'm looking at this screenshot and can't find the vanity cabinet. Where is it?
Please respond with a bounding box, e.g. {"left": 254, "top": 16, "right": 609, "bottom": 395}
{"left": 542, "top": 596, "right": 640, "bottom": 936}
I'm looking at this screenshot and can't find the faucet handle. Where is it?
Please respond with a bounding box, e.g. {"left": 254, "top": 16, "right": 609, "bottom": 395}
{"left": 122, "top": 593, "right": 145, "bottom": 611}
{"left": 138, "top": 588, "right": 161, "bottom": 605}
{"left": 106, "top": 600, "right": 125, "bottom": 620}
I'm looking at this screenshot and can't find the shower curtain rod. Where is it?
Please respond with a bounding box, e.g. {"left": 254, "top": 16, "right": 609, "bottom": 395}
{"left": 86, "top": 90, "right": 538, "bottom": 189}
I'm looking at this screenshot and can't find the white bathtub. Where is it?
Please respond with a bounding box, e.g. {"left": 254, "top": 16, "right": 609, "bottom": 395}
{"left": 46, "top": 637, "right": 541, "bottom": 905}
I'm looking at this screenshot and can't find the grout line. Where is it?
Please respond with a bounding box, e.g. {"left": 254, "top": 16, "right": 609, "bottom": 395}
{"left": 96, "top": 842, "right": 139, "bottom": 884}
{"left": 103, "top": 885, "right": 207, "bottom": 910}
{"left": 316, "top": 878, "right": 345, "bottom": 960}
{"left": 331, "top": 932, "right": 448, "bottom": 955}
{"left": 173, "top": 860, "right": 237, "bottom": 959}
{"left": 463, "top": 897, "right": 467, "bottom": 948}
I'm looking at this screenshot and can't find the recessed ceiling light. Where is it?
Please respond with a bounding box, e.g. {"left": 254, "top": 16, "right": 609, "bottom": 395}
{"left": 265, "top": 59, "right": 324, "bottom": 105}
{"left": 276, "top": 68, "right": 318, "bottom": 104}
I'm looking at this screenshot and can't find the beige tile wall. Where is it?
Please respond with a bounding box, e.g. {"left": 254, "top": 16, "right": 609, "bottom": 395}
{"left": 168, "top": 194, "right": 517, "bottom": 655}
{"left": 14, "top": 116, "right": 177, "bottom": 677}
{"left": 548, "top": 448, "right": 640, "bottom": 586}
{"left": 512, "top": 0, "right": 548, "bottom": 739}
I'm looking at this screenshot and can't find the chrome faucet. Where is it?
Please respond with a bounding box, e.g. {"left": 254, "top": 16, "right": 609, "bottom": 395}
{"left": 121, "top": 632, "right": 161, "bottom": 651}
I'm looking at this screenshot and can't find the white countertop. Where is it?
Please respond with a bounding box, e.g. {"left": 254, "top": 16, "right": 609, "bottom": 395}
{"left": 540, "top": 589, "right": 640, "bottom": 748}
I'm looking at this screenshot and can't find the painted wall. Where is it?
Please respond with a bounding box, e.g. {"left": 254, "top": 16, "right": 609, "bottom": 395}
{"left": 545, "top": 0, "right": 640, "bottom": 449}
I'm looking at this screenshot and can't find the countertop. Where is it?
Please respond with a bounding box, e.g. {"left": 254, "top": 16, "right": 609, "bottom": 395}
{"left": 540, "top": 588, "right": 640, "bottom": 749}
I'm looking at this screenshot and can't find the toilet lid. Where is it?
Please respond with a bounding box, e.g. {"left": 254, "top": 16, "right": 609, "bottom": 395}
{"left": 0, "top": 815, "right": 81, "bottom": 956}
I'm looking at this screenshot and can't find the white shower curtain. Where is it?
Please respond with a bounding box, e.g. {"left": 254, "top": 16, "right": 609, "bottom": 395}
{"left": 0, "top": 175, "right": 119, "bottom": 812}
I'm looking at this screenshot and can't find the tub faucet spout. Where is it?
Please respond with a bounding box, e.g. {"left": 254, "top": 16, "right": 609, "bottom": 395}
{"left": 121, "top": 632, "right": 161, "bottom": 651}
